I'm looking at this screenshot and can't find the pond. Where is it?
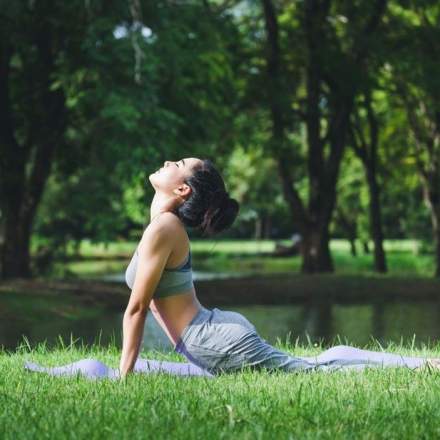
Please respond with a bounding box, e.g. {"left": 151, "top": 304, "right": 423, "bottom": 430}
{"left": 2, "top": 290, "right": 440, "bottom": 352}
{"left": 102, "top": 270, "right": 251, "bottom": 283}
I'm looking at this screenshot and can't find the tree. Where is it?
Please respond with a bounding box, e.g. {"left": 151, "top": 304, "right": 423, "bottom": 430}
{"left": 0, "top": 0, "right": 239, "bottom": 278}
{"left": 259, "top": 0, "right": 388, "bottom": 272}
{"left": 0, "top": 1, "right": 120, "bottom": 278}
{"left": 388, "top": 2, "right": 440, "bottom": 276}
{"left": 350, "top": 89, "right": 387, "bottom": 272}
{"left": 333, "top": 149, "right": 367, "bottom": 258}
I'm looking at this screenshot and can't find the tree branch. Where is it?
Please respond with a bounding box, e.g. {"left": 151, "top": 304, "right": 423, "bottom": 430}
{"left": 353, "top": 0, "right": 388, "bottom": 63}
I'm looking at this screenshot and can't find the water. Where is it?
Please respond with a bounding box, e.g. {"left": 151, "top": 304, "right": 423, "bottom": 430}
{"left": 232, "top": 302, "right": 440, "bottom": 347}
{"left": 102, "top": 270, "right": 251, "bottom": 283}
{"left": 2, "top": 290, "right": 440, "bottom": 352}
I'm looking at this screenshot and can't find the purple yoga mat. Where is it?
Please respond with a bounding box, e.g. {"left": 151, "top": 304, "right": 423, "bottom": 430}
{"left": 24, "top": 358, "right": 214, "bottom": 380}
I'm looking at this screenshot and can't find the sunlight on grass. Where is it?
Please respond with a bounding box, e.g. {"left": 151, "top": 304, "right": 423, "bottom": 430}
{"left": 56, "top": 238, "right": 436, "bottom": 279}
{"left": 2, "top": 340, "right": 440, "bottom": 439}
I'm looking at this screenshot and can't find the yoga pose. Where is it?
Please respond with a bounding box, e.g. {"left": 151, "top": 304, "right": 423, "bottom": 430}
{"left": 25, "top": 157, "right": 438, "bottom": 380}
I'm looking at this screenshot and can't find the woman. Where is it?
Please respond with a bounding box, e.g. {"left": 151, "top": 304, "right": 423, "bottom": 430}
{"left": 25, "top": 157, "right": 438, "bottom": 380}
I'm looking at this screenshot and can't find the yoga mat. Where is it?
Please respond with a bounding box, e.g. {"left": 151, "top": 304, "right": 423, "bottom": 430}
{"left": 24, "top": 358, "right": 214, "bottom": 380}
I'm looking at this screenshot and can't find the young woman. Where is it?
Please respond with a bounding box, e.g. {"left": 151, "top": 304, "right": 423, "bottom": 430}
{"left": 25, "top": 157, "right": 438, "bottom": 380}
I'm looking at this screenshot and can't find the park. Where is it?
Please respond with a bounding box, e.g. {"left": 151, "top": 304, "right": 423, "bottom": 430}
{"left": 1, "top": 1, "right": 440, "bottom": 439}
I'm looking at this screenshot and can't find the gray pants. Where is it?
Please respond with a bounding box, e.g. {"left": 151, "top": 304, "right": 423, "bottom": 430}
{"left": 174, "top": 307, "right": 427, "bottom": 374}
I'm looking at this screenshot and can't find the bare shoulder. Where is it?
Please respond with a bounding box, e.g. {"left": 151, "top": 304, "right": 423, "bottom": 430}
{"left": 142, "top": 212, "right": 184, "bottom": 246}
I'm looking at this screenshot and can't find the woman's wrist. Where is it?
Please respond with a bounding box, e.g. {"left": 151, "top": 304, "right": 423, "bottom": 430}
{"left": 119, "top": 356, "right": 134, "bottom": 376}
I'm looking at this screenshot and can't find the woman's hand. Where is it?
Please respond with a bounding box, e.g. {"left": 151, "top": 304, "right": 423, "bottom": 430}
{"left": 119, "top": 370, "right": 129, "bottom": 382}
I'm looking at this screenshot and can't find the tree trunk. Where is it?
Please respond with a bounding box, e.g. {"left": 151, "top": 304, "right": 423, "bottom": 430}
{"left": 1, "top": 211, "right": 32, "bottom": 278}
{"left": 0, "top": 15, "right": 68, "bottom": 279}
{"left": 349, "top": 239, "right": 357, "bottom": 257}
{"left": 335, "top": 207, "right": 357, "bottom": 257}
{"left": 0, "top": 40, "right": 32, "bottom": 278}
{"left": 435, "top": 219, "right": 440, "bottom": 278}
{"left": 366, "top": 167, "right": 387, "bottom": 272}
{"left": 420, "top": 193, "right": 440, "bottom": 278}
{"left": 351, "top": 88, "right": 387, "bottom": 273}
{"left": 255, "top": 216, "right": 263, "bottom": 240}
{"left": 363, "top": 241, "right": 370, "bottom": 254}
{"left": 0, "top": 217, "right": 4, "bottom": 274}
{"left": 0, "top": 142, "right": 35, "bottom": 278}
{"left": 262, "top": 0, "right": 341, "bottom": 274}
{"left": 262, "top": 0, "right": 385, "bottom": 274}
{"left": 264, "top": 214, "right": 272, "bottom": 239}
{"left": 300, "top": 227, "right": 333, "bottom": 273}
{"left": 417, "top": 181, "right": 440, "bottom": 278}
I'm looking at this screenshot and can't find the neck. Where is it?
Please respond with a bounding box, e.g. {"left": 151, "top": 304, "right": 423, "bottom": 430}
{"left": 150, "top": 192, "right": 176, "bottom": 222}
{"left": 150, "top": 192, "right": 167, "bottom": 221}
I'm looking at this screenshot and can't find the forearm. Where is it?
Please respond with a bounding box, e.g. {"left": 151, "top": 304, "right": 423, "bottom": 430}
{"left": 119, "top": 308, "right": 147, "bottom": 377}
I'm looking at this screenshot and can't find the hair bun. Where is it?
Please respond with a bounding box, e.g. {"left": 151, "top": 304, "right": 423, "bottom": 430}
{"left": 202, "top": 192, "right": 239, "bottom": 236}
{"left": 220, "top": 191, "right": 230, "bottom": 207}
{"left": 211, "top": 189, "right": 229, "bottom": 207}
{"left": 174, "top": 158, "right": 240, "bottom": 236}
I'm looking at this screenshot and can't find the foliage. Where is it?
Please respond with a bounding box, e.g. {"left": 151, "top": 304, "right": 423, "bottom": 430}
{"left": 2, "top": 0, "right": 440, "bottom": 277}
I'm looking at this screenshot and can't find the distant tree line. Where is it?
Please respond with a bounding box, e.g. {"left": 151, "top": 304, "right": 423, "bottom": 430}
{"left": 0, "top": 0, "right": 439, "bottom": 278}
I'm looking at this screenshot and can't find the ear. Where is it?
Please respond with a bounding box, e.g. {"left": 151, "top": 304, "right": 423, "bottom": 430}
{"left": 173, "top": 184, "right": 191, "bottom": 199}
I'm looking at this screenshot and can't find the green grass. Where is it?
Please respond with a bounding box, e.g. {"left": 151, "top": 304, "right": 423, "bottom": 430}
{"left": 2, "top": 341, "right": 440, "bottom": 439}
{"left": 71, "top": 238, "right": 423, "bottom": 257}
{"left": 55, "top": 238, "right": 436, "bottom": 279}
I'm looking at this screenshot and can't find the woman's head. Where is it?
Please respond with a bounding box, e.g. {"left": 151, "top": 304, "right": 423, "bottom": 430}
{"left": 148, "top": 157, "right": 239, "bottom": 236}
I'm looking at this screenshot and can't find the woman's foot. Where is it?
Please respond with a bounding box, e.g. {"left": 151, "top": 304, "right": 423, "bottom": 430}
{"left": 416, "top": 358, "right": 440, "bottom": 372}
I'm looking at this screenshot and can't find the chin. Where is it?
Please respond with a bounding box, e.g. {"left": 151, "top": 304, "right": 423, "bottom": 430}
{"left": 149, "top": 173, "right": 167, "bottom": 191}
{"left": 148, "top": 173, "right": 157, "bottom": 187}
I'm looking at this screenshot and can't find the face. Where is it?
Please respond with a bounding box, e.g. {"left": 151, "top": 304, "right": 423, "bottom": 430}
{"left": 148, "top": 157, "right": 203, "bottom": 198}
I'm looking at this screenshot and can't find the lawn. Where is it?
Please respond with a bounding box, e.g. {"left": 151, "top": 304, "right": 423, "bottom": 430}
{"left": 50, "top": 239, "right": 436, "bottom": 279}
{"left": 2, "top": 341, "right": 440, "bottom": 439}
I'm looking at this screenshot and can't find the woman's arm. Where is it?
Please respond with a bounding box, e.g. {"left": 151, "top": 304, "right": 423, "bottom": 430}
{"left": 119, "top": 217, "right": 174, "bottom": 378}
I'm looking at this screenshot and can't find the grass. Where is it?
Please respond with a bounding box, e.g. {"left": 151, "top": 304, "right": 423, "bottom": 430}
{"left": 71, "top": 237, "right": 422, "bottom": 257}
{"left": 10, "top": 239, "right": 436, "bottom": 438}
{"left": 2, "top": 341, "right": 440, "bottom": 439}
{"left": 56, "top": 238, "right": 437, "bottom": 279}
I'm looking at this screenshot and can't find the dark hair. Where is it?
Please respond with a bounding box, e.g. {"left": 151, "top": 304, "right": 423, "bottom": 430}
{"left": 174, "top": 159, "right": 240, "bottom": 236}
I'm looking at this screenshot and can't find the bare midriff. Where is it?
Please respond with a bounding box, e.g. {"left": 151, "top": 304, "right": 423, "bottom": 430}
{"left": 149, "top": 287, "right": 202, "bottom": 347}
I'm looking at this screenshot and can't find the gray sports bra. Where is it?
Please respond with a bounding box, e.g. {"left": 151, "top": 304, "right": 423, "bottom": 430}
{"left": 125, "top": 247, "right": 194, "bottom": 298}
